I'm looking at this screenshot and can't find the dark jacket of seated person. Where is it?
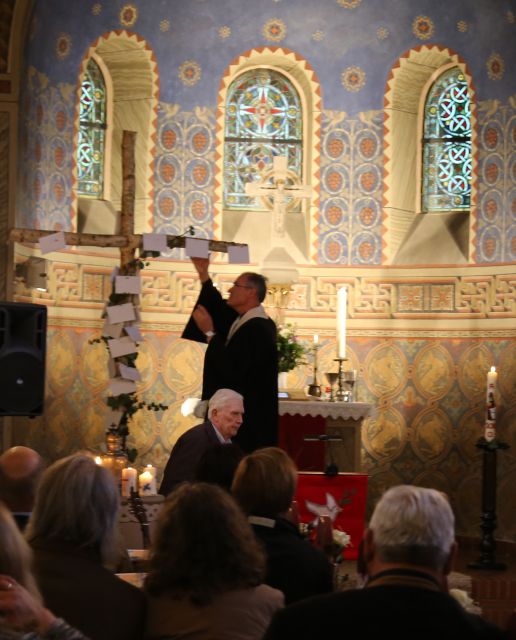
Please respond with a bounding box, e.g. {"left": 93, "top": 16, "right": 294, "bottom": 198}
{"left": 264, "top": 485, "right": 505, "bottom": 640}
{"left": 26, "top": 454, "right": 146, "bottom": 640}
{"left": 159, "top": 388, "right": 244, "bottom": 496}
{"left": 232, "top": 447, "right": 333, "bottom": 605}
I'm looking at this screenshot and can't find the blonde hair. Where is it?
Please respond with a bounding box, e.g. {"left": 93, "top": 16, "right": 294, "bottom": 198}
{"left": 0, "top": 501, "right": 41, "bottom": 600}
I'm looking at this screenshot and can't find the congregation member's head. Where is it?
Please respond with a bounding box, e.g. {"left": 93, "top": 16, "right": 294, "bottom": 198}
{"left": 232, "top": 447, "right": 297, "bottom": 519}
{"left": 146, "top": 482, "right": 266, "bottom": 604}
{"left": 0, "top": 446, "right": 44, "bottom": 530}
{"left": 26, "top": 453, "right": 120, "bottom": 563}
{"left": 364, "top": 484, "right": 456, "bottom": 578}
{"left": 208, "top": 388, "right": 244, "bottom": 441}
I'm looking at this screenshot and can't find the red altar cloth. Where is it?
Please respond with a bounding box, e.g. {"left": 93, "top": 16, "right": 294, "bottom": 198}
{"left": 295, "top": 472, "right": 368, "bottom": 560}
{"left": 278, "top": 414, "right": 325, "bottom": 471}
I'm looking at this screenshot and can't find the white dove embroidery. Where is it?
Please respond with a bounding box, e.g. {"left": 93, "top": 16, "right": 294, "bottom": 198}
{"left": 305, "top": 492, "right": 342, "bottom": 524}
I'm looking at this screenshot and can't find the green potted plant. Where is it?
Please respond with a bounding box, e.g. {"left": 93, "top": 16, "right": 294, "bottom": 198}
{"left": 277, "top": 324, "right": 307, "bottom": 387}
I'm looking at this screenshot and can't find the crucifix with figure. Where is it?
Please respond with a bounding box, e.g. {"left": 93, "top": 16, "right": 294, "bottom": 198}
{"left": 245, "top": 155, "right": 312, "bottom": 243}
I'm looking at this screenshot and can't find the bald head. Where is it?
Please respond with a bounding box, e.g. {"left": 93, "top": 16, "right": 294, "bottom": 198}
{"left": 0, "top": 446, "right": 44, "bottom": 512}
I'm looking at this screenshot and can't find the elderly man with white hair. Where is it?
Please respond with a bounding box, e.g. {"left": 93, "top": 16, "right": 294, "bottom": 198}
{"left": 159, "top": 388, "right": 244, "bottom": 496}
{"left": 264, "top": 485, "right": 505, "bottom": 640}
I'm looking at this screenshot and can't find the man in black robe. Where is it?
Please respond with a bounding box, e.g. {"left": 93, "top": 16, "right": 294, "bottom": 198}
{"left": 182, "top": 256, "right": 278, "bottom": 452}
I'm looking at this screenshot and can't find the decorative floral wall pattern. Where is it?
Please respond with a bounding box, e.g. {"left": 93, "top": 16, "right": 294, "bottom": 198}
{"left": 9, "top": 0, "right": 516, "bottom": 544}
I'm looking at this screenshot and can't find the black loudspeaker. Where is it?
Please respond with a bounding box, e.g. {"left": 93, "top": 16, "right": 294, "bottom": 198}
{"left": 0, "top": 302, "right": 47, "bottom": 416}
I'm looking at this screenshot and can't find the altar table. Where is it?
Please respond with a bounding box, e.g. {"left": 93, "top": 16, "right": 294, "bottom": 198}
{"left": 279, "top": 400, "right": 372, "bottom": 473}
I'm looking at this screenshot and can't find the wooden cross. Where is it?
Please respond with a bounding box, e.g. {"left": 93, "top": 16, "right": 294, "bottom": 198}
{"left": 244, "top": 155, "right": 312, "bottom": 242}
{"left": 9, "top": 130, "right": 247, "bottom": 271}
{"left": 8, "top": 130, "right": 248, "bottom": 450}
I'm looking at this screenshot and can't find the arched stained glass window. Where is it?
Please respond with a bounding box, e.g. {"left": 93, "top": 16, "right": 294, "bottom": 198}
{"left": 224, "top": 69, "right": 303, "bottom": 210}
{"left": 77, "top": 58, "right": 107, "bottom": 197}
{"left": 422, "top": 67, "right": 471, "bottom": 212}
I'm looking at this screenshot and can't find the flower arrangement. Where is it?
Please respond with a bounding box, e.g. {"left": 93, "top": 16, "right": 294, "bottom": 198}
{"left": 276, "top": 324, "right": 307, "bottom": 373}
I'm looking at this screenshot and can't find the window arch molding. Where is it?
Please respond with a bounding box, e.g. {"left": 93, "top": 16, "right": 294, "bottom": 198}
{"left": 215, "top": 47, "right": 322, "bottom": 261}
{"left": 383, "top": 46, "right": 477, "bottom": 264}
{"left": 72, "top": 30, "right": 159, "bottom": 233}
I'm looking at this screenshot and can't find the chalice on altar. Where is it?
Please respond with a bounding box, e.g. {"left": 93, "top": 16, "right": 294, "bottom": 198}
{"left": 343, "top": 369, "right": 357, "bottom": 402}
{"left": 324, "top": 372, "right": 339, "bottom": 402}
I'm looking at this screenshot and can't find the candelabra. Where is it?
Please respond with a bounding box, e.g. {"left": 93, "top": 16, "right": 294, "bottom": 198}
{"left": 333, "top": 358, "right": 348, "bottom": 401}
{"left": 468, "top": 386, "right": 510, "bottom": 571}
{"left": 307, "top": 342, "right": 321, "bottom": 397}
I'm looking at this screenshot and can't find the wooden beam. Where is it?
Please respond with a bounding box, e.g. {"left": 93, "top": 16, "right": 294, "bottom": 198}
{"left": 8, "top": 228, "right": 246, "bottom": 254}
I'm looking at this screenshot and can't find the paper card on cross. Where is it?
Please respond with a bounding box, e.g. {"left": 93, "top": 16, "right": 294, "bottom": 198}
{"left": 39, "top": 231, "right": 67, "bottom": 254}
{"left": 102, "top": 320, "right": 124, "bottom": 339}
{"left": 107, "top": 302, "right": 136, "bottom": 324}
{"left": 108, "top": 336, "right": 138, "bottom": 358}
{"left": 105, "top": 409, "right": 124, "bottom": 430}
{"left": 228, "top": 245, "right": 250, "bottom": 264}
{"left": 119, "top": 363, "right": 141, "bottom": 382}
{"left": 125, "top": 325, "right": 143, "bottom": 342}
{"left": 185, "top": 237, "right": 209, "bottom": 258}
{"left": 109, "top": 378, "right": 137, "bottom": 395}
{"left": 108, "top": 358, "right": 117, "bottom": 378}
{"left": 143, "top": 233, "right": 168, "bottom": 252}
{"left": 115, "top": 275, "right": 141, "bottom": 294}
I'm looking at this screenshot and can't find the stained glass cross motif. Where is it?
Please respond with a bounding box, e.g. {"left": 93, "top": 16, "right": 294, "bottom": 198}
{"left": 224, "top": 69, "right": 303, "bottom": 210}
{"left": 422, "top": 67, "right": 471, "bottom": 212}
{"left": 244, "top": 156, "right": 311, "bottom": 241}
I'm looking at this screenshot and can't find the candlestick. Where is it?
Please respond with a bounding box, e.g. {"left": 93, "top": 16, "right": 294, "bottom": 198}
{"left": 337, "top": 288, "right": 347, "bottom": 359}
{"left": 334, "top": 357, "right": 348, "bottom": 402}
{"left": 139, "top": 469, "right": 157, "bottom": 496}
{"left": 307, "top": 338, "right": 321, "bottom": 398}
{"left": 121, "top": 467, "right": 137, "bottom": 497}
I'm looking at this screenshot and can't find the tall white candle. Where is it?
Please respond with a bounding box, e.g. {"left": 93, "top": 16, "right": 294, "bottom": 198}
{"left": 487, "top": 366, "right": 497, "bottom": 399}
{"left": 121, "top": 467, "right": 137, "bottom": 497}
{"left": 337, "top": 287, "right": 347, "bottom": 359}
{"left": 314, "top": 334, "right": 319, "bottom": 344}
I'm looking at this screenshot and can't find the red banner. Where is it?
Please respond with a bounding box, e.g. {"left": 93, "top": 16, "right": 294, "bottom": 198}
{"left": 295, "top": 472, "right": 368, "bottom": 560}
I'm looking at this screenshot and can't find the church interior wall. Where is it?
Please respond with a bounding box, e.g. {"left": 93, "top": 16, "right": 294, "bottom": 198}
{"left": 4, "top": 0, "right": 516, "bottom": 540}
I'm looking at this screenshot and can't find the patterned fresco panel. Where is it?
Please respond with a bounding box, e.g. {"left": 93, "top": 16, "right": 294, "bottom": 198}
{"left": 9, "top": 0, "right": 516, "bottom": 544}
{"left": 412, "top": 407, "right": 453, "bottom": 462}
{"left": 318, "top": 111, "right": 383, "bottom": 264}
{"left": 413, "top": 344, "right": 454, "bottom": 399}
{"left": 363, "top": 343, "right": 408, "bottom": 397}
{"left": 362, "top": 407, "right": 406, "bottom": 462}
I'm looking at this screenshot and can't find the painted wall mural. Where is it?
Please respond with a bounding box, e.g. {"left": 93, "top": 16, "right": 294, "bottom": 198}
{"left": 10, "top": 0, "right": 516, "bottom": 542}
